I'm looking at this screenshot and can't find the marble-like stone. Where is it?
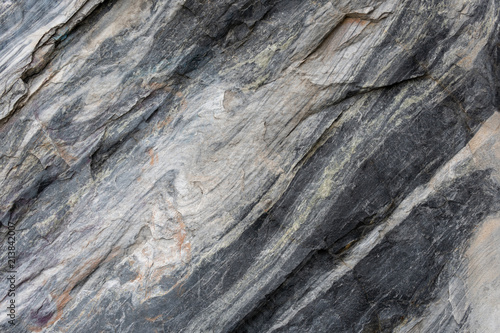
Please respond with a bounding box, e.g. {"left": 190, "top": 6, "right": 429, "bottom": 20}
{"left": 0, "top": 0, "right": 499, "bottom": 332}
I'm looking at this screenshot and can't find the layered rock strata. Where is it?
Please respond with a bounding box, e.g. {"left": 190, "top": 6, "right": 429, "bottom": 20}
{"left": 0, "top": 0, "right": 499, "bottom": 332}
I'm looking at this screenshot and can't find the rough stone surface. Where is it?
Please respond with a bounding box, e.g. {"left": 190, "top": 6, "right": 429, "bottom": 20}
{"left": 0, "top": 0, "right": 499, "bottom": 332}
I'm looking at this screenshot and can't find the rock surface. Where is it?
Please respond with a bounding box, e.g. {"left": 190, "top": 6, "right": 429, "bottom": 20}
{"left": 0, "top": 0, "right": 499, "bottom": 332}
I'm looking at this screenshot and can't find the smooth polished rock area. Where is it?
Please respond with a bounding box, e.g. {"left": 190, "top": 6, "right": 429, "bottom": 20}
{"left": 0, "top": 0, "right": 499, "bottom": 332}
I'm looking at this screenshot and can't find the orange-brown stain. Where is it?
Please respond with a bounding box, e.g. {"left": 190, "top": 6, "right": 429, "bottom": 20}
{"left": 148, "top": 148, "right": 159, "bottom": 165}
{"left": 28, "top": 257, "right": 105, "bottom": 331}
{"left": 145, "top": 314, "right": 163, "bottom": 322}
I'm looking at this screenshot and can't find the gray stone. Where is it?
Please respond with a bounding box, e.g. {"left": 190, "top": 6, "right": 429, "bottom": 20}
{"left": 0, "top": 0, "right": 499, "bottom": 332}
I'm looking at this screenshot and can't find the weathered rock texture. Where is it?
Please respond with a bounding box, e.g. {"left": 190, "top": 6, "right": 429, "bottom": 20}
{"left": 0, "top": 0, "right": 499, "bottom": 332}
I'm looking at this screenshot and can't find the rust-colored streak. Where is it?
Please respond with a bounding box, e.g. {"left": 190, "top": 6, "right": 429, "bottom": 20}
{"left": 28, "top": 258, "right": 104, "bottom": 331}
{"left": 174, "top": 220, "right": 187, "bottom": 252}
{"left": 145, "top": 314, "right": 163, "bottom": 322}
{"left": 148, "top": 148, "right": 159, "bottom": 165}
{"left": 164, "top": 199, "right": 192, "bottom": 261}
